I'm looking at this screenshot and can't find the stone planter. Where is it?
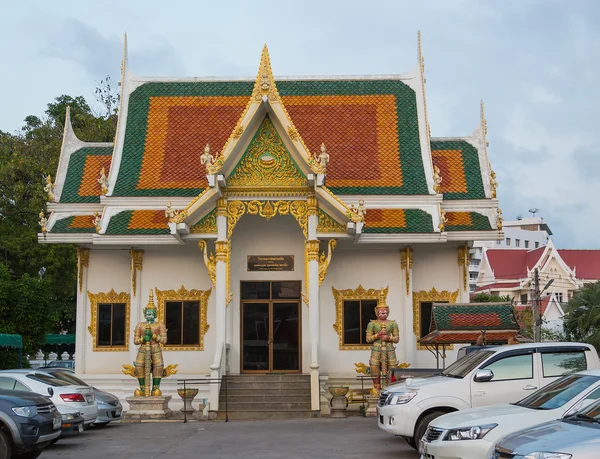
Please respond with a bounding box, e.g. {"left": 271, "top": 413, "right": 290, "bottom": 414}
{"left": 177, "top": 387, "right": 199, "bottom": 413}
{"left": 328, "top": 385, "right": 349, "bottom": 418}
{"left": 365, "top": 394, "right": 378, "bottom": 417}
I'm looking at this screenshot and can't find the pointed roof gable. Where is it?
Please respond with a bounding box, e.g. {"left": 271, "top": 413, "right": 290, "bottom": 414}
{"left": 486, "top": 247, "right": 545, "bottom": 279}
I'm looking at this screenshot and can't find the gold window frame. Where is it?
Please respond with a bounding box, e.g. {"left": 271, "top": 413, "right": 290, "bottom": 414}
{"left": 332, "top": 285, "right": 388, "bottom": 350}
{"left": 413, "top": 287, "right": 459, "bottom": 350}
{"left": 87, "top": 289, "right": 130, "bottom": 352}
{"left": 155, "top": 286, "right": 211, "bottom": 351}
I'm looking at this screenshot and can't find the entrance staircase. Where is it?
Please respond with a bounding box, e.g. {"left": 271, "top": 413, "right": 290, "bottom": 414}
{"left": 217, "top": 374, "right": 317, "bottom": 420}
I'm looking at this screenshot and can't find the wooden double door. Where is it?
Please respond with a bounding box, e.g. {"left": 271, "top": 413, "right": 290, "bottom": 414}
{"left": 241, "top": 281, "right": 301, "bottom": 373}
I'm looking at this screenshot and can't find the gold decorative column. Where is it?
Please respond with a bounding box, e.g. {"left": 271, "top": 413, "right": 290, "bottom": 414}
{"left": 130, "top": 249, "right": 144, "bottom": 297}
{"left": 77, "top": 248, "right": 90, "bottom": 293}
{"left": 457, "top": 244, "right": 470, "bottom": 301}
{"left": 400, "top": 246, "right": 414, "bottom": 365}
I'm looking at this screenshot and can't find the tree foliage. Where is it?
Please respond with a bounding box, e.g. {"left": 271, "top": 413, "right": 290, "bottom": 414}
{"left": 470, "top": 293, "right": 513, "bottom": 303}
{"left": 0, "top": 80, "right": 117, "bottom": 368}
{"left": 563, "top": 282, "right": 600, "bottom": 350}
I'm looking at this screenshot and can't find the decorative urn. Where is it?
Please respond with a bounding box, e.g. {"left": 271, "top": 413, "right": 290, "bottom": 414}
{"left": 328, "top": 385, "right": 350, "bottom": 418}
{"left": 177, "top": 387, "right": 199, "bottom": 413}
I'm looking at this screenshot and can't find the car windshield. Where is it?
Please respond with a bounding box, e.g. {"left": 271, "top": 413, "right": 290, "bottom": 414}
{"left": 26, "top": 373, "right": 71, "bottom": 387}
{"left": 515, "top": 374, "right": 600, "bottom": 410}
{"left": 45, "top": 371, "right": 88, "bottom": 387}
{"left": 442, "top": 350, "right": 495, "bottom": 378}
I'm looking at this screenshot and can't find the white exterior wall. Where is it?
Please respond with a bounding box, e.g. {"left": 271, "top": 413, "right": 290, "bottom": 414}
{"left": 84, "top": 249, "right": 131, "bottom": 374}
{"left": 228, "top": 214, "right": 306, "bottom": 374}
{"left": 319, "top": 247, "right": 402, "bottom": 377}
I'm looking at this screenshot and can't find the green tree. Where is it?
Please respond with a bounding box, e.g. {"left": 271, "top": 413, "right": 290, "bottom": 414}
{"left": 563, "top": 282, "right": 600, "bottom": 350}
{"left": 470, "top": 293, "right": 513, "bottom": 303}
{"left": 0, "top": 81, "right": 117, "bottom": 367}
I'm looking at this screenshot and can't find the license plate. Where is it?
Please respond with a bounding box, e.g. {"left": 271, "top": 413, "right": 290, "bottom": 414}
{"left": 53, "top": 416, "right": 61, "bottom": 429}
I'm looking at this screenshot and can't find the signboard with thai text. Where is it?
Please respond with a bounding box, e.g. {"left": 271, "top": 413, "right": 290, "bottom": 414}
{"left": 247, "top": 255, "right": 294, "bottom": 271}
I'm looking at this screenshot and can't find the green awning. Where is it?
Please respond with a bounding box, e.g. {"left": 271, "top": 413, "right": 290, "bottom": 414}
{"left": 0, "top": 333, "right": 23, "bottom": 349}
{"left": 44, "top": 334, "right": 75, "bottom": 345}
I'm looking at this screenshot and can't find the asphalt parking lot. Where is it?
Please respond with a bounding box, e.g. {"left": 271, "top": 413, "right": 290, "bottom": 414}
{"left": 40, "top": 417, "right": 419, "bottom": 459}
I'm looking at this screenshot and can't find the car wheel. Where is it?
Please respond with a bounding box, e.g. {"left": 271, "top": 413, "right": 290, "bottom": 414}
{"left": 413, "top": 411, "right": 445, "bottom": 450}
{"left": 0, "top": 430, "right": 12, "bottom": 459}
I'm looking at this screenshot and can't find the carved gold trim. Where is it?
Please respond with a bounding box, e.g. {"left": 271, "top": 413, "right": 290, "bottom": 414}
{"left": 413, "top": 287, "right": 458, "bottom": 350}
{"left": 87, "top": 290, "right": 130, "bottom": 352}
{"left": 457, "top": 244, "right": 469, "bottom": 291}
{"left": 307, "top": 193, "right": 318, "bottom": 216}
{"left": 155, "top": 286, "right": 211, "bottom": 351}
{"left": 198, "top": 240, "right": 216, "bottom": 286}
{"left": 321, "top": 186, "right": 362, "bottom": 223}
{"left": 227, "top": 200, "right": 308, "bottom": 239}
{"left": 332, "top": 285, "right": 388, "bottom": 350}
{"left": 223, "top": 187, "right": 312, "bottom": 198}
{"left": 318, "top": 239, "right": 336, "bottom": 286}
{"left": 190, "top": 210, "right": 217, "bottom": 234}
{"left": 317, "top": 209, "right": 346, "bottom": 233}
{"left": 129, "top": 249, "right": 144, "bottom": 297}
{"left": 77, "top": 247, "right": 89, "bottom": 293}
{"left": 252, "top": 45, "right": 280, "bottom": 104}
{"left": 400, "top": 247, "right": 413, "bottom": 296}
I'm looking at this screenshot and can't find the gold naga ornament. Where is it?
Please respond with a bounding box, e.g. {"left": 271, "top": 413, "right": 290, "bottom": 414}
{"left": 39, "top": 211, "right": 48, "bottom": 234}
{"left": 433, "top": 165, "right": 442, "bottom": 194}
{"left": 97, "top": 168, "right": 108, "bottom": 196}
{"left": 43, "top": 175, "right": 54, "bottom": 202}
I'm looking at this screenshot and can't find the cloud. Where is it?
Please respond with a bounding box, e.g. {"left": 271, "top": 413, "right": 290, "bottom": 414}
{"left": 530, "top": 85, "right": 561, "bottom": 105}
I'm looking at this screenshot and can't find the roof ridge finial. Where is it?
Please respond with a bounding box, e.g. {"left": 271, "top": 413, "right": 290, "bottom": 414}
{"left": 62, "top": 104, "right": 80, "bottom": 144}
{"left": 121, "top": 32, "right": 128, "bottom": 77}
{"left": 252, "top": 44, "right": 280, "bottom": 103}
{"left": 417, "top": 31, "right": 431, "bottom": 144}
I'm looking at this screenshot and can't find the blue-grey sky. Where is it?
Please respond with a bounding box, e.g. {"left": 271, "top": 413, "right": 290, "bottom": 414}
{"left": 1, "top": 0, "right": 598, "bottom": 248}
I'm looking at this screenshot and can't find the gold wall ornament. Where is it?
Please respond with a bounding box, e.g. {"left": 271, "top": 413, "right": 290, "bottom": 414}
{"left": 287, "top": 125, "right": 299, "bottom": 140}
{"left": 155, "top": 286, "right": 212, "bottom": 351}
{"left": 251, "top": 44, "right": 280, "bottom": 103}
{"left": 190, "top": 209, "right": 217, "bottom": 234}
{"left": 87, "top": 289, "right": 130, "bottom": 352}
{"left": 400, "top": 247, "right": 413, "bottom": 296}
{"left": 332, "top": 285, "right": 389, "bottom": 350}
{"left": 438, "top": 206, "right": 447, "bottom": 232}
{"left": 490, "top": 170, "right": 498, "bottom": 198}
{"left": 457, "top": 244, "right": 470, "bottom": 290}
{"left": 43, "top": 175, "right": 54, "bottom": 202}
{"left": 77, "top": 247, "right": 90, "bottom": 293}
{"left": 318, "top": 239, "right": 337, "bottom": 286}
{"left": 198, "top": 240, "right": 217, "bottom": 286}
{"left": 38, "top": 211, "right": 48, "bottom": 234}
{"left": 130, "top": 249, "right": 144, "bottom": 297}
{"left": 317, "top": 209, "right": 346, "bottom": 233}
{"left": 92, "top": 212, "right": 101, "bottom": 233}
{"left": 433, "top": 165, "right": 442, "bottom": 194}
{"left": 232, "top": 126, "right": 244, "bottom": 139}
{"left": 227, "top": 199, "right": 309, "bottom": 239}
{"left": 98, "top": 167, "right": 108, "bottom": 196}
{"left": 497, "top": 208, "right": 503, "bottom": 230}
{"left": 412, "top": 287, "right": 459, "bottom": 346}
{"left": 227, "top": 117, "right": 306, "bottom": 189}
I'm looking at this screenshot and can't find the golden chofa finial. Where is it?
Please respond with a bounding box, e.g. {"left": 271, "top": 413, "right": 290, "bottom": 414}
{"left": 145, "top": 289, "right": 157, "bottom": 311}
{"left": 252, "top": 44, "right": 279, "bottom": 103}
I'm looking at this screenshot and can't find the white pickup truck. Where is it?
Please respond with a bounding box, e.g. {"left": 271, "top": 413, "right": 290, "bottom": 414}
{"left": 377, "top": 342, "right": 600, "bottom": 449}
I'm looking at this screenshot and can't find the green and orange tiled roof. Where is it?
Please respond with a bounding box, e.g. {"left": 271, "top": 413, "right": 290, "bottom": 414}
{"left": 112, "top": 79, "right": 428, "bottom": 197}
{"left": 445, "top": 212, "right": 492, "bottom": 231}
{"left": 50, "top": 216, "right": 96, "bottom": 233}
{"left": 432, "top": 303, "right": 519, "bottom": 331}
{"left": 363, "top": 209, "right": 434, "bottom": 233}
{"left": 431, "top": 140, "right": 485, "bottom": 200}
{"left": 105, "top": 210, "right": 170, "bottom": 235}
{"left": 60, "top": 147, "right": 113, "bottom": 203}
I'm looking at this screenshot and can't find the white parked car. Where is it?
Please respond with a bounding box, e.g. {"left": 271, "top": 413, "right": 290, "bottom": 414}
{"left": 378, "top": 342, "right": 600, "bottom": 449}
{"left": 492, "top": 398, "right": 600, "bottom": 459}
{"left": 419, "top": 370, "right": 600, "bottom": 459}
{"left": 0, "top": 370, "right": 97, "bottom": 427}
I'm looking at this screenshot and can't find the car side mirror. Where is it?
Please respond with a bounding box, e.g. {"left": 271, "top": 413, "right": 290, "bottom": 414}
{"left": 474, "top": 369, "right": 494, "bottom": 383}
{"left": 47, "top": 387, "right": 54, "bottom": 396}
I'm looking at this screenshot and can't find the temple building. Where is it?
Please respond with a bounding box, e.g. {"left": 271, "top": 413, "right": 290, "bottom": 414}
{"left": 39, "top": 36, "right": 502, "bottom": 414}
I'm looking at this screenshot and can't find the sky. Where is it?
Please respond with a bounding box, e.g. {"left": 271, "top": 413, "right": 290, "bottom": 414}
{"left": 1, "top": 0, "right": 598, "bottom": 249}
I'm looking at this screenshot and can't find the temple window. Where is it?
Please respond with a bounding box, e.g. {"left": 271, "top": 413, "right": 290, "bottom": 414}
{"left": 342, "top": 299, "right": 377, "bottom": 345}
{"left": 97, "top": 303, "right": 126, "bottom": 347}
{"left": 165, "top": 301, "right": 200, "bottom": 347}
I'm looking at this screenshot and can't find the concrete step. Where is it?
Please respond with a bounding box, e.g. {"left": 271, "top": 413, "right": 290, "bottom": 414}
{"left": 217, "top": 410, "right": 319, "bottom": 420}
{"left": 220, "top": 394, "right": 311, "bottom": 403}
{"left": 224, "top": 375, "right": 310, "bottom": 382}
{"left": 220, "top": 388, "right": 311, "bottom": 397}
{"left": 222, "top": 382, "right": 310, "bottom": 390}
{"left": 217, "top": 401, "right": 312, "bottom": 410}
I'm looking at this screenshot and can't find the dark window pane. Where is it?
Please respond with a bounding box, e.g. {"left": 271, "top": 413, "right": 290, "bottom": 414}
{"left": 273, "top": 302, "right": 300, "bottom": 371}
{"left": 166, "top": 301, "right": 183, "bottom": 345}
{"left": 272, "top": 282, "right": 301, "bottom": 299}
{"left": 361, "top": 300, "right": 377, "bottom": 344}
{"left": 343, "top": 300, "right": 361, "bottom": 345}
{"left": 111, "top": 303, "right": 126, "bottom": 346}
{"left": 182, "top": 301, "right": 200, "bottom": 345}
{"left": 420, "top": 302, "right": 433, "bottom": 338}
{"left": 242, "top": 303, "right": 269, "bottom": 371}
{"left": 98, "top": 304, "right": 112, "bottom": 346}
{"left": 241, "top": 282, "right": 271, "bottom": 300}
